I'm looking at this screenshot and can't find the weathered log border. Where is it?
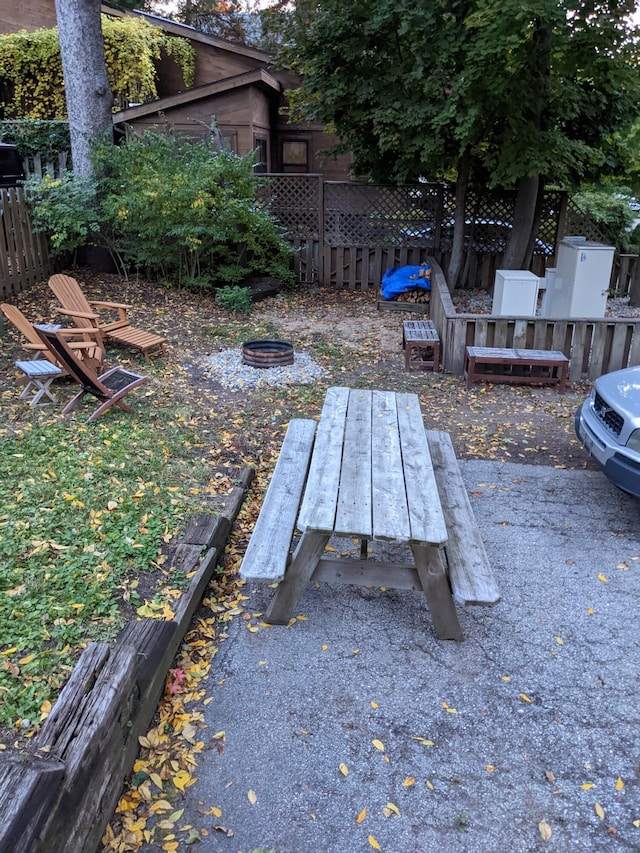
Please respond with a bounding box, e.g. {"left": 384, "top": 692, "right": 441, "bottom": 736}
{"left": 0, "top": 467, "right": 255, "bottom": 853}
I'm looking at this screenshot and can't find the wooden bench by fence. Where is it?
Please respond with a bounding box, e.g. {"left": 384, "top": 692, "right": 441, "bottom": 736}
{"left": 464, "top": 346, "right": 569, "bottom": 391}
{"left": 240, "top": 418, "right": 316, "bottom": 583}
{"left": 402, "top": 319, "right": 440, "bottom": 371}
{"left": 426, "top": 430, "right": 500, "bottom": 607}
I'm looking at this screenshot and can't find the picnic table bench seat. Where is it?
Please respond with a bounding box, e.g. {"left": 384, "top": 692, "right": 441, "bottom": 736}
{"left": 464, "top": 346, "right": 569, "bottom": 391}
{"left": 240, "top": 419, "right": 316, "bottom": 583}
{"left": 426, "top": 430, "right": 500, "bottom": 606}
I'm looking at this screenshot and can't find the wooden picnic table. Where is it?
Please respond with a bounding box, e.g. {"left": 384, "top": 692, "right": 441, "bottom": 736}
{"left": 242, "top": 386, "right": 503, "bottom": 640}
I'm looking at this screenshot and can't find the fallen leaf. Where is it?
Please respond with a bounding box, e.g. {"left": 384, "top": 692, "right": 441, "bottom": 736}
{"left": 356, "top": 807, "right": 367, "bottom": 824}
{"left": 370, "top": 701, "right": 378, "bottom": 709}
{"left": 339, "top": 763, "right": 349, "bottom": 777}
{"left": 595, "top": 802, "right": 605, "bottom": 820}
{"left": 539, "top": 819, "right": 552, "bottom": 841}
{"left": 402, "top": 776, "right": 415, "bottom": 787}
{"left": 386, "top": 801, "right": 400, "bottom": 816}
{"left": 519, "top": 693, "right": 532, "bottom": 703}
{"left": 368, "top": 835, "right": 381, "bottom": 850}
{"left": 172, "top": 771, "right": 191, "bottom": 792}
{"left": 597, "top": 573, "right": 608, "bottom": 583}
{"left": 581, "top": 783, "right": 595, "bottom": 790}
{"left": 615, "top": 776, "right": 624, "bottom": 791}
{"left": 372, "top": 739, "right": 385, "bottom": 752}
{"left": 545, "top": 770, "right": 556, "bottom": 783}
{"left": 247, "top": 789, "right": 257, "bottom": 805}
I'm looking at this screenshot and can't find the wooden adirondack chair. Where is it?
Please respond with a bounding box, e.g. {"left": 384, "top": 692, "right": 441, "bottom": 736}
{"left": 36, "top": 326, "right": 149, "bottom": 422}
{"left": 48, "top": 274, "right": 167, "bottom": 361}
{"left": 1, "top": 302, "right": 104, "bottom": 372}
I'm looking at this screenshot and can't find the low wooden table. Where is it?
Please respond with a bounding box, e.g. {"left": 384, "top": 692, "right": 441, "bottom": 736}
{"left": 402, "top": 319, "right": 440, "bottom": 371}
{"left": 464, "top": 346, "right": 569, "bottom": 391}
{"left": 15, "top": 359, "right": 62, "bottom": 407}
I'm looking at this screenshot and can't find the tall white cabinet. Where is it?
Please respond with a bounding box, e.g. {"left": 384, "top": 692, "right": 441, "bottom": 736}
{"left": 541, "top": 238, "right": 614, "bottom": 319}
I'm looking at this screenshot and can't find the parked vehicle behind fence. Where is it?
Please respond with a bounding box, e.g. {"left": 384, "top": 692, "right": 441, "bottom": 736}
{"left": 0, "top": 143, "right": 25, "bottom": 187}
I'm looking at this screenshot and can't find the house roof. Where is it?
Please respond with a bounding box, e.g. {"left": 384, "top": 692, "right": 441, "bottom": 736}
{"left": 112, "top": 66, "right": 282, "bottom": 123}
{"left": 101, "top": 4, "right": 272, "bottom": 64}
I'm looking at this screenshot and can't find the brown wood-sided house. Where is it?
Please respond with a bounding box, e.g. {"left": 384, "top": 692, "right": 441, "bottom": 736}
{"left": 0, "top": 1, "right": 354, "bottom": 180}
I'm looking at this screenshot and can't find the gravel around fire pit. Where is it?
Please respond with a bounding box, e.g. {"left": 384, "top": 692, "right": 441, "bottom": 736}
{"left": 198, "top": 347, "right": 328, "bottom": 390}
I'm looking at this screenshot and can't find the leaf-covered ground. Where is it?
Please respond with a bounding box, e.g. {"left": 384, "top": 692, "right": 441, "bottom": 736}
{"left": 0, "top": 271, "right": 595, "bottom": 850}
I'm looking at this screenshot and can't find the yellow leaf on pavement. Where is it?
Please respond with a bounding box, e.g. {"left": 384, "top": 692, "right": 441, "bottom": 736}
{"left": 402, "top": 776, "right": 415, "bottom": 787}
{"left": 248, "top": 789, "right": 257, "bottom": 805}
{"left": 597, "top": 573, "right": 608, "bottom": 583}
{"left": 356, "top": 807, "right": 367, "bottom": 824}
{"left": 520, "top": 693, "right": 532, "bottom": 703}
{"left": 368, "top": 835, "right": 381, "bottom": 850}
{"left": 581, "top": 783, "right": 594, "bottom": 790}
{"left": 539, "top": 819, "right": 552, "bottom": 841}
{"left": 595, "top": 802, "right": 605, "bottom": 820}
{"left": 386, "top": 801, "right": 400, "bottom": 816}
{"left": 372, "top": 739, "right": 385, "bottom": 752}
{"left": 339, "top": 762, "right": 349, "bottom": 777}
{"left": 173, "top": 770, "right": 191, "bottom": 792}
{"left": 615, "top": 776, "right": 624, "bottom": 791}
{"left": 370, "top": 701, "right": 378, "bottom": 709}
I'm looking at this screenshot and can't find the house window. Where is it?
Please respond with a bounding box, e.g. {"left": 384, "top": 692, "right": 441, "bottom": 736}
{"left": 282, "top": 140, "right": 309, "bottom": 173}
{"left": 221, "top": 132, "right": 237, "bottom": 153}
{"left": 253, "top": 136, "right": 268, "bottom": 173}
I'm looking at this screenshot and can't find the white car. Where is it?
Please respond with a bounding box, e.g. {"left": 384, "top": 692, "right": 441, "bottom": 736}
{"left": 575, "top": 365, "right": 640, "bottom": 497}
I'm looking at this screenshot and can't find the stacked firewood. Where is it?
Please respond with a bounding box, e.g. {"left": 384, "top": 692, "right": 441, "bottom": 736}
{"left": 390, "top": 288, "right": 431, "bottom": 304}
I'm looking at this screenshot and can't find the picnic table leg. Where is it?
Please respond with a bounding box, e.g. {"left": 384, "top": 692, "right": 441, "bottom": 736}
{"left": 265, "top": 531, "right": 331, "bottom": 624}
{"left": 410, "top": 544, "right": 464, "bottom": 641}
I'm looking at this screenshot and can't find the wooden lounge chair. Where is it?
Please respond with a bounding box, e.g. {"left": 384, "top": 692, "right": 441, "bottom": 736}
{"left": 36, "top": 326, "right": 149, "bottom": 422}
{"left": 1, "top": 301, "right": 104, "bottom": 372}
{"left": 48, "top": 274, "right": 167, "bottom": 361}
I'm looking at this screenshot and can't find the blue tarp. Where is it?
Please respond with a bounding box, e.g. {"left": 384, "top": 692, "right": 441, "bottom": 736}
{"left": 381, "top": 264, "right": 431, "bottom": 300}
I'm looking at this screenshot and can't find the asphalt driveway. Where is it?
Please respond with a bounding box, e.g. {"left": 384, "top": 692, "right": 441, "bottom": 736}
{"left": 150, "top": 461, "right": 639, "bottom": 852}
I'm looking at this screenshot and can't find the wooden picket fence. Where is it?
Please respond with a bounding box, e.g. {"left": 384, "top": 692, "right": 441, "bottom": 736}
{"left": 0, "top": 187, "right": 53, "bottom": 301}
{"left": 428, "top": 259, "right": 640, "bottom": 381}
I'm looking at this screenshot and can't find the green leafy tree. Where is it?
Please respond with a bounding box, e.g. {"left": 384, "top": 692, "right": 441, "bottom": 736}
{"left": 278, "top": 0, "right": 640, "bottom": 286}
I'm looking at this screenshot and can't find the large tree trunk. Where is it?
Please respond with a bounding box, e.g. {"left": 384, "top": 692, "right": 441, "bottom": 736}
{"left": 502, "top": 174, "right": 539, "bottom": 269}
{"left": 54, "top": 0, "right": 113, "bottom": 178}
{"left": 447, "top": 150, "right": 470, "bottom": 289}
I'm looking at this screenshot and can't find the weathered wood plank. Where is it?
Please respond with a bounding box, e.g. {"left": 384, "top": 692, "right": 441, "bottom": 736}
{"left": 396, "top": 392, "right": 448, "bottom": 546}
{"left": 298, "top": 386, "right": 348, "bottom": 533}
{"left": 313, "top": 558, "right": 421, "bottom": 590}
{"left": 335, "top": 388, "right": 372, "bottom": 538}
{"left": 0, "top": 755, "right": 65, "bottom": 851}
{"left": 371, "top": 389, "right": 410, "bottom": 542}
{"left": 240, "top": 418, "right": 316, "bottom": 582}
{"left": 426, "top": 429, "right": 500, "bottom": 606}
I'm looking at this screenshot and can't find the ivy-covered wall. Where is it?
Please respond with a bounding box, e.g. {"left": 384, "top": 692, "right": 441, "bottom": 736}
{"left": 0, "top": 15, "right": 195, "bottom": 119}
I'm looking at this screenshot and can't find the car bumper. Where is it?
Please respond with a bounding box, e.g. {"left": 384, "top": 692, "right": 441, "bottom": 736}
{"left": 575, "top": 406, "right": 640, "bottom": 497}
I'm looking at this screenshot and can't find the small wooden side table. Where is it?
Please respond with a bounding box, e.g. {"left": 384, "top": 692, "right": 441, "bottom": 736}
{"left": 403, "top": 319, "right": 440, "bottom": 371}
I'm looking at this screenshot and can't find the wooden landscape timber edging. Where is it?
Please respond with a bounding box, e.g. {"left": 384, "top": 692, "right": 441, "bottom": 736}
{"left": 428, "top": 258, "right": 640, "bottom": 382}
{"left": 0, "top": 467, "right": 254, "bottom": 853}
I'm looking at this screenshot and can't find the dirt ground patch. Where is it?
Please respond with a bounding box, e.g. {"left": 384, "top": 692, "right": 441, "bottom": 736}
{"left": 0, "top": 270, "right": 593, "bottom": 471}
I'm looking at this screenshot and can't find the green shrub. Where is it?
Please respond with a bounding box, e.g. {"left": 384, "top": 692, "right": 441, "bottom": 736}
{"left": 216, "top": 285, "right": 253, "bottom": 314}
{"left": 24, "top": 128, "right": 296, "bottom": 288}
{"left": 573, "top": 186, "right": 635, "bottom": 251}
